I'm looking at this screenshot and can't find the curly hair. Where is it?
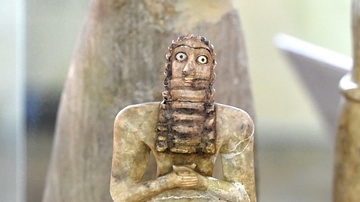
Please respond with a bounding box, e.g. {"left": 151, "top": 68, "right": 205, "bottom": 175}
{"left": 156, "top": 35, "right": 217, "bottom": 154}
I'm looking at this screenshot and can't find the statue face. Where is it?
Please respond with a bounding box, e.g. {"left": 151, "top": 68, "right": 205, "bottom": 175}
{"left": 171, "top": 45, "right": 214, "bottom": 84}
{"left": 156, "top": 36, "right": 217, "bottom": 154}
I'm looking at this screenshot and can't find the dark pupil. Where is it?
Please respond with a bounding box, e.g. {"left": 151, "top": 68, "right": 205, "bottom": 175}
{"left": 201, "top": 58, "right": 205, "bottom": 62}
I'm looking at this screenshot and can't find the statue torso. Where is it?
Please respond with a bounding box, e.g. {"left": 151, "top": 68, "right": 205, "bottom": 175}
{"left": 125, "top": 102, "right": 251, "bottom": 201}
{"left": 136, "top": 103, "right": 228, "bottom": 178}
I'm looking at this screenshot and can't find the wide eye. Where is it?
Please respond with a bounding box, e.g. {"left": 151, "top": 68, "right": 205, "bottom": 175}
{"left": 197, "top": 55, "right": 208, "bottom": 64}
{"left": 175, "top": 52, "right": 187, "bottom": 62}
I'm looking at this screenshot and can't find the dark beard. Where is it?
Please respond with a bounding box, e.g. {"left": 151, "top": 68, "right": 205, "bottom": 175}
{"left": 156, "top": 79, "right": 216, "bottom": 154}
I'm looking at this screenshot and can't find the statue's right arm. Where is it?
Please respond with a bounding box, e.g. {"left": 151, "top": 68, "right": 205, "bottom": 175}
{"left": 110, "top": 106, "right": 175, "bottom": 202}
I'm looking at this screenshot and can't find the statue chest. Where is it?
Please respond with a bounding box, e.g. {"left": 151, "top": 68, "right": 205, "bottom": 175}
{"left": 152, "top": 151, "right": 217, "bottom": 177}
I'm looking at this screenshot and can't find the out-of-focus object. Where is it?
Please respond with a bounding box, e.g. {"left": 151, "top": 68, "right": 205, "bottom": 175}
{"left": 333, "top": 0, "right": 360, "bottom": 201}
{"left": 275, "top": 33, "right": 352, "bottom": 135}
{"left": 0, "top": 0, "right": 26, "bottom": 201}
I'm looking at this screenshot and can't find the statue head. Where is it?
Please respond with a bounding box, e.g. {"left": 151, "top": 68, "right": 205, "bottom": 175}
{"left": 164, "top": 35, "right": 216, "bottom": 93}
{"left": 156, "top": 35, "right": 217, "bottom": 154}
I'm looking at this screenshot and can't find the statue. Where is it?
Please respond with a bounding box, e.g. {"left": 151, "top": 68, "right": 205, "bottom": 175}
{"left": 110, "top": 35, "right": 256, "bottom": 202}
{"left": 333, "top": 0, "right": 360, "bottom": 201}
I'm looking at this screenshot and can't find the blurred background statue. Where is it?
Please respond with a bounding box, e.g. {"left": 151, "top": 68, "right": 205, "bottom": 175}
{"left": 333, "top": 0, "right": 360, "bottom": 201}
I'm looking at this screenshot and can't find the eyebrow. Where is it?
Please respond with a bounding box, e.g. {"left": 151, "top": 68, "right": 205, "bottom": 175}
{"left": 174, "top": 45, "right": 211, "bottom": 53}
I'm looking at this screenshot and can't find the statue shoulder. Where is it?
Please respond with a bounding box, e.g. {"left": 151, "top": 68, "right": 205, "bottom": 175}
{"left": 115, "top": 102, "right": 159, "bottom": 119}
{"left": 114, "top": 102, "right": 160, "bottom": 135}
{"left": 215, "top": 103, "right": 254, "bottom": 139}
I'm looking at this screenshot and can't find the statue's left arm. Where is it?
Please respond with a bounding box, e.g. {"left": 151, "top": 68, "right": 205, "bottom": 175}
{"left": 204, "top": 105, "right": 256, "bottom": 202}
{"left": 175, "top": 106, "right": 255, "bottom": 201}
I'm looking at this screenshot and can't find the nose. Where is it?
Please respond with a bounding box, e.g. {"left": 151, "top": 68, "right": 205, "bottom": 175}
{"left": 182, "top": 61, "right": 194, "bottom": 76}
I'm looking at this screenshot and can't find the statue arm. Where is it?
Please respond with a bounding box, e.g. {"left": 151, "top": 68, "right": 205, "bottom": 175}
{"left": 110, "top": 107, "right": 174, "bottom": 202}
{"left": 200, "top": 106, "right": 255, "bottom": 202}
{"left": 197, "top": 139, "right": 254, "bottom": 202}
{"left": 218, "top": 110, "right": 256, "bottom": 202}
{"left": 169, "top": 107, "right": 256, "bottom": 201}
{"left": 174, "top": 132, "right": 255, "bottom": 202}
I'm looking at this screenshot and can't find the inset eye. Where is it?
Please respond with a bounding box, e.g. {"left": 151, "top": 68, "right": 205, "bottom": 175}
{"left": 175, "top": 52, "right": 187, "bottom": 62}
{"left": 197, "top": 55, "right": 208, "bottom": 64}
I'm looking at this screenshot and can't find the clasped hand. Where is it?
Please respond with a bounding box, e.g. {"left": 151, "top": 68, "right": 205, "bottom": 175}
{"left": 166, "top": 164, "right": 208, "bottom": 190}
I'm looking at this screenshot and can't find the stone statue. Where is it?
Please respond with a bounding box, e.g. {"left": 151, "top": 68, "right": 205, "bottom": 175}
{"left": 333, "top": 0, "right": 360, "bottom": 201}
{"left": 110, "top": 35, "right": 256, "bottom": 202}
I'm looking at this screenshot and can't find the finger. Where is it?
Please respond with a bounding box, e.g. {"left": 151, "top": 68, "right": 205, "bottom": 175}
{"left": 180, "top": 179, "right": 199, "bottom": 185}
{"left": 179, "top": 175, "right": 197, "bottom": 180}
{"left": 180, "top": 181, "right": 198, "bottom": 185}
{"left": 181, "top": 182, "right": 198, "bottom": 187}
{"left": 177, "top": 172, "right": 196, "bottom": 176}
{"left": 180, "top": 178, "right": 197, "bottom": 182}
{"left": 174, "top": 167, "right": 196, "bottom": 175}
{"left": 189, "top": 163, "right": 196, "bottom": 169}
{"left": 178, "top": 176, "right": 198, "bottom": 182}
{"left": 181, "top": 180, "right": 198, "bottom": 184}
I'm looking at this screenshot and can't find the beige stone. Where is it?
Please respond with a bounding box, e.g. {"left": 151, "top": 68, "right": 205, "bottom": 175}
{"left": 110, "top": 35, "right": 256, "bottom": 201}
{"left": 43, "top": 1, "right": 254, "bottom": 201}
{"left": 333, "top": 0, "right": 360, "bottom": 201}
{"left": 111, "top": 103, "right": 255, "bottom": 202}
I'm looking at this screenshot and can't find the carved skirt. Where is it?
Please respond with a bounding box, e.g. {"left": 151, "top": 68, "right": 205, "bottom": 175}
{"left": 148, "top": 189, "right": 226, "bottom": 202}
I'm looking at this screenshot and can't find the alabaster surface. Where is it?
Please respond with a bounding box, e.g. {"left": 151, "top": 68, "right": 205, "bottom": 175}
{"left": 110, "top": 35, "right": 256, "bottom": 202}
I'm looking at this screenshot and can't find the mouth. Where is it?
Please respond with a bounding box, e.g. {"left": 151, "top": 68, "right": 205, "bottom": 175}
{"left": 183, "top": 77, "right": 194, "bottom": 83}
